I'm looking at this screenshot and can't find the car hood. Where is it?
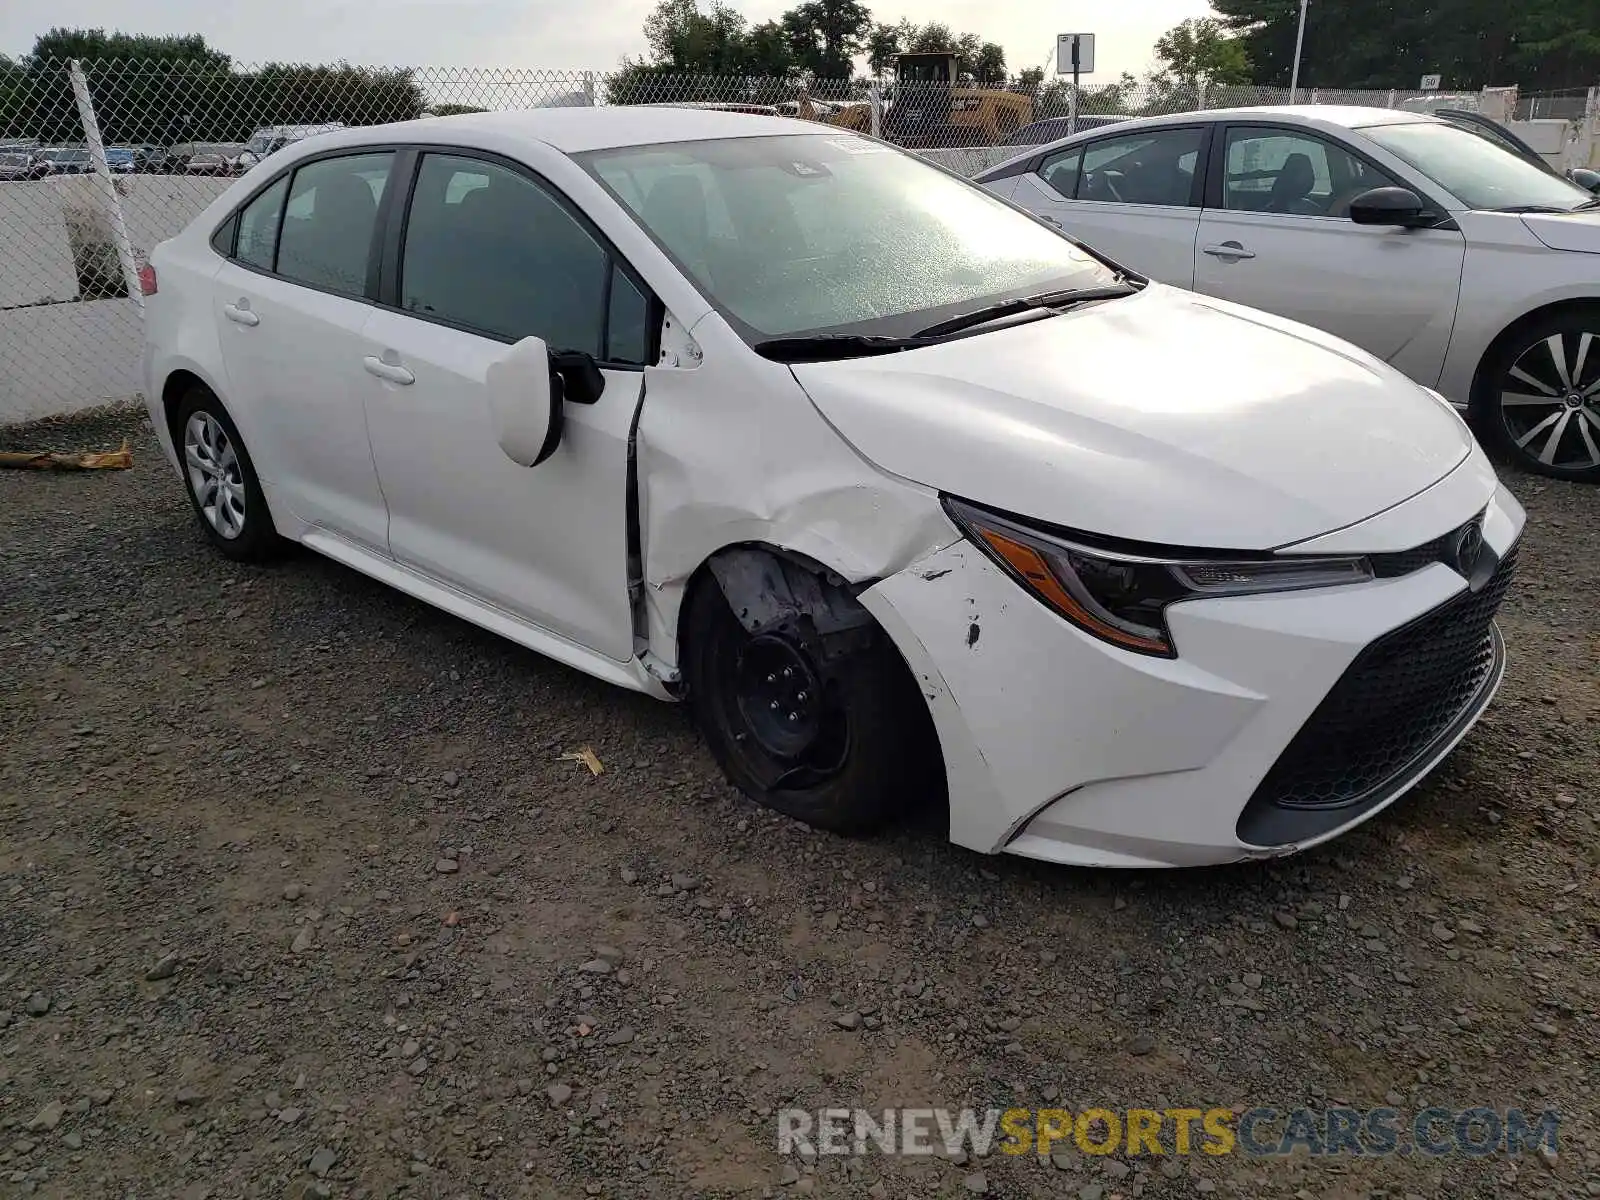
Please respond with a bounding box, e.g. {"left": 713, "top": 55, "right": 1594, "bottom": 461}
{"left": 789, "top": 285, "right": 1474, "bottom": 550}
{"left": 1519, "top": 210, "right": 1600, "bottom": 253}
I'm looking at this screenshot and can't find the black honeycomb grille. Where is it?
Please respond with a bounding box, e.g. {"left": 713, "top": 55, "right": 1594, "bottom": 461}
{"left": 1251, "top": 545, "right": 1518, "bottom": 812}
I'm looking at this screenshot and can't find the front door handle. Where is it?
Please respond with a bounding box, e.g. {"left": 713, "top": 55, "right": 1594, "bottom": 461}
{"left": 363, "top": 355, "right": 415, "bottom": 386}
{"left": 1202, "top": 241, "right": 1256, "bottom": 261}
{"left": 1040, "top": 214, "right": 1064, "bottom": 228}
{"left": 223, "top": 301, "right": 260, "bottom": 326}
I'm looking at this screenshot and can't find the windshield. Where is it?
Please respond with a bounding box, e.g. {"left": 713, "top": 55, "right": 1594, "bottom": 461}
{"left": 581, "top": 133, "right": 1117, "bottom": 341}
{"left": 1361, "top": 120, "right": 1590, "bottom": 211}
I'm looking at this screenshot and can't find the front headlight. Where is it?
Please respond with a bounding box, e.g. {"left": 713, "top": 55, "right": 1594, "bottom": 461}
{"left": 945, "top": 499, "right": 1373, "bottom": 658}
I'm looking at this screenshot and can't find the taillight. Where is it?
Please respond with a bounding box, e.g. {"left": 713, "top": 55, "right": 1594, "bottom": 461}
{"left": 138, "top": 263, "right": 157, "bottom": 296}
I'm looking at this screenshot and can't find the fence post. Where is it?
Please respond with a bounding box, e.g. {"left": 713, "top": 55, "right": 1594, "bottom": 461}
{"left": 869, "top": 81, "right": 881, "bottom": 138}
{"left": 583, "top": 71, "right": 597, "bottom": 107}
{"left": 69, "top": 59, "right": 142, "bottom": 311}
{"left": 1197, "top": 80, "right": 1207, "bottom": 111}
{"left": 1387, "top": 88, "right": 1397, "bottom": 109}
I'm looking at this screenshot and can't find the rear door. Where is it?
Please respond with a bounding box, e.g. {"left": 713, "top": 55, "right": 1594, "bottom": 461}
{"left": 1005, "top": 124, "right": 1210, "bottom": 286}
{"left": 1192, "top": 123, "right": 1466, "bottom": 382}
{"left": 210, "top": 150, "right": 397, "bottom": 551}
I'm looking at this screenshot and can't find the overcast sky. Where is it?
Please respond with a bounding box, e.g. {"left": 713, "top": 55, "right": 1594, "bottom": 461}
{"left": 2, "top": 0, "right": 1214, "bottom": 78}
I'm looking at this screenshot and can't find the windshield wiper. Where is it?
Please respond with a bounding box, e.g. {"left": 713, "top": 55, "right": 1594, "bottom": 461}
{"left": 1491, "top": 204, "right": 1575, "bottom": 213}
{"left": 1573, "top": 196, "right": 1600, "bottom": 211}
{"left": 912, "top": 282, "right": 1140, "bottom": 339}
{"left": 752, "top": 333, "right": 935, "bottom": 362}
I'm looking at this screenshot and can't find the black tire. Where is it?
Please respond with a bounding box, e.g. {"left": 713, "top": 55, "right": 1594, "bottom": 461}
{"left": 1473, "top": 308, "right": 1600, "bottom": 484}
{"left": 173, "top": 385, "right": 283, "bottom": 561}
{"left": 682, "top": 573, "right": 942, "bottom": 835}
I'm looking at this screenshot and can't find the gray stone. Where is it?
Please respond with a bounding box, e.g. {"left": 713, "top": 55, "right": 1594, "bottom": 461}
{"left": 308, "top": 1146, "right": 337, "bottom": 1178}
{"left": 546, "top": 1083, "right": 574, "bottom": 1107}
{"left": 145, "top": 955, "right": 179, "bottom": 981}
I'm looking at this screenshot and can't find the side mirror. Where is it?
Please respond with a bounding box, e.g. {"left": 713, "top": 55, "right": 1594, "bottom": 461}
{"left": 1569, "top": 167, "right": 1600, "bottom": 196}
{"left": 486, "top": 335, "right": 564, "bottom": 467}
{"left": 1349, "top": 185, "right": 1437, "bottom": 227}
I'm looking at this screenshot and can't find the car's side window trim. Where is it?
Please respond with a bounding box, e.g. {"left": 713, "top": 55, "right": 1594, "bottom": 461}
{"left": 1203, "top": 121, "right": 1449, "bottom": 219}
{"left": 380, "top": 144, "right": 659, "bottom": 371}
{"left": 1037, "top": 124, "right": 1211, "bottom": 208}
{"left": 212, "top": 143, "right": 409, "bottom": 305}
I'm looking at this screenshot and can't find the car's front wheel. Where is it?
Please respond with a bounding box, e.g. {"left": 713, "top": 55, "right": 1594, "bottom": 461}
{"left": 1478, "top": 309, "right": 1600, "bottom": 483}
{"left": 682, "top": 570, "right": 941, "bottom": 835}
{"left": 175, "top": 385, "right": 281, "bottom": 561}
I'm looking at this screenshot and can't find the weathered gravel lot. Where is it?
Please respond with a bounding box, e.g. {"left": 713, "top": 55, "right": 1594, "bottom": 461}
{"left": 1, "top": 410, "right": 1596, "bottom": 1200}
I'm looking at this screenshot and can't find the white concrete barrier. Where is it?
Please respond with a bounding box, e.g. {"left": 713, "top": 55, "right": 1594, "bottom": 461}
{"left": 1, "top": 174, "right": 230, "bottom": 422}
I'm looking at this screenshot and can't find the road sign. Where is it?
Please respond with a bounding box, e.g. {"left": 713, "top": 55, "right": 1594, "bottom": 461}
{"left": 1056, "top": 34, "right": 1095, "bottom": 76}
{"left": 1420, "top": 74, "right": 1442, "bottom": 91}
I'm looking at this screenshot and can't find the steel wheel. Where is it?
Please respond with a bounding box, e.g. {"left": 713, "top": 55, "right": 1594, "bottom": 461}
{"left": 184, "top": 411, "right": 247, "bottom": 539}
{"left": 1497, "top": 329, "right": 1600, "bottom": 475}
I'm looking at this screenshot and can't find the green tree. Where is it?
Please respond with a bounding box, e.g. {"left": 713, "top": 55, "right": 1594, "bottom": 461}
{"left": 866, "top": 23, "right": 901, "bottom": 77}
{"left": 1211, "top": 0, "right": 1600, "bottom": 89}
{"left": 781, "top": 0, "right": 871, "bottom": 79}
{"left": 1152, "top": 17, "right": 1251, "bottom": 88}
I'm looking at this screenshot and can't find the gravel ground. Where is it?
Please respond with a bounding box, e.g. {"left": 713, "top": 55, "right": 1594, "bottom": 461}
{"left": 1, "top": 409, "right": 1597, "bottom": 1200}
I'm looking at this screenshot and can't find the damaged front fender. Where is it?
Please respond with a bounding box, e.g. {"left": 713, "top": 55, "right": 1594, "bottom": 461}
{"left": 635, "top": 326, "right": 959, "bottom": 671}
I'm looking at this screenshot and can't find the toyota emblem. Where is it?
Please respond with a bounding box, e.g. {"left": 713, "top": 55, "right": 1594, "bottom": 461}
{"left": 1452, "top": 521, "right": 1485, "bottom": 579}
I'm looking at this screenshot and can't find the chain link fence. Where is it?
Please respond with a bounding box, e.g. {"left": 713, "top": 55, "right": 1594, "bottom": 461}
{"left": 0, "top": 57, "right": 1522, "bottom": 420}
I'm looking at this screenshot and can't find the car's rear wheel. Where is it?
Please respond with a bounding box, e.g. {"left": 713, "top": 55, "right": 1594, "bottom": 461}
{"left": 175, "top": 385, "right": 282, "bottom": 561}
{"left": 1477, "top": 310, "right": 1600, "bottom": 483}
{"left": 682, "top": 571, "right": 940, "bottom": 835}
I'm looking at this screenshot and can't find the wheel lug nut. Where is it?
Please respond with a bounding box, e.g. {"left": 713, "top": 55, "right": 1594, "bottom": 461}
{"left": 766, "top": 673, "right": 776, "bottom": 683}
{"left": 797, "top": 691, "right": 807, "bottom": 701}
{"left": 782, "top": 667, "right": 792, "bottom": 678}
{"left": 788, "top": 712, "right": 798, "bottom": 721}
{"left": 770, "top": 700, "right": 780, "bottom": 710}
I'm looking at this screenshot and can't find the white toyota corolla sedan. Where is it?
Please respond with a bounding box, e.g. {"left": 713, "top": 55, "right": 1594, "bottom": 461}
{"left": 141, "top": 108, "right": 1525, "bottom": 868}
{"left": 977, "top": 106, "right": 1600, "bottom": 483}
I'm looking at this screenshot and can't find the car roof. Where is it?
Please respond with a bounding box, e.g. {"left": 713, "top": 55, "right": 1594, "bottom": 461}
{"left": 977, "top": 104, "right": 1439, "bottom": 179}
{"left": 316, "top": 107, "right": 828, "bottom": 155}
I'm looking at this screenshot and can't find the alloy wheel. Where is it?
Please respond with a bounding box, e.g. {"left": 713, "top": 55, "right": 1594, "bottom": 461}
{"left": 1498, "top": 331, "right": 1600, "bottom": 472}
{"left": 183, "top": 411, "right": 247, "bottom": 539}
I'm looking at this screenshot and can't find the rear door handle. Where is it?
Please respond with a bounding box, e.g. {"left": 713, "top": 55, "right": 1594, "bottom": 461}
{"left": 1041, "top": 214, "right": 1063, "bottom": 228}
{"left": 363, "top": 355, "right": 415, "bottom": 386}
{"left": 1202, "top": 242, "right": 1256, "bottom": 260}
{"left": 223, "top": 301, "right": 260, "bottom": 326}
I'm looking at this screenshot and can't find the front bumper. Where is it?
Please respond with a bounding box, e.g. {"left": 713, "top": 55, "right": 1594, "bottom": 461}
{"left": 859, "top": 482, "right": 1525, "bottom": 868}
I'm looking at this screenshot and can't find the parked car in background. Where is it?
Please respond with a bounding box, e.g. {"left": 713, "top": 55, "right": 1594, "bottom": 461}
{"left": 236, "top": 123, "right": 346, "bottom": 171}
{"left": 115, "top": 143, "right": 182, "bottom": 174}
{"left": 142, "top": 108, "right": 1523, "bottom": 869}
{"left": 103, "top": 147, "right": 137, "bottom": 174}
{"left": 0, "top": 150, "right": 40, "bottom": 181}
{"left": 980, "top": 105, "right": 1600, "bottom": 481}
{"left": 1002, "top": 114, "right": 1130, "bottom": 147}
{"left": 182, "top": 143, "right": 252, "bottom": 176}
{"left": 34, "top": 147, "right": 93, "bottom": 175}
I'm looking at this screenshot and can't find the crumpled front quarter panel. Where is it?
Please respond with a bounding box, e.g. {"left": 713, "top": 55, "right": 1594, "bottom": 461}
{"left": 635, "top": 321, "right": 958, "bottom": 669}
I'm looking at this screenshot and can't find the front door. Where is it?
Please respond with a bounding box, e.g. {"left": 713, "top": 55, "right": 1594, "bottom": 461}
{"left": 1007, "top": 124, "right": 1208, "bottom": 287}
{"left": 358, "top": 151, "right": 654, "bottom": 662}
{"left": 210, "top": 150, "right": 397, "bottom": 551}
{"left": 1192, "top": 124, "right": 1467, "bottom": 384}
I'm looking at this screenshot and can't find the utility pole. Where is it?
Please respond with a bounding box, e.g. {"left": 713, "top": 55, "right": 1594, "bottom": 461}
{"left": 1289, "top": 0, "right": 1309, "bottom": 102}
